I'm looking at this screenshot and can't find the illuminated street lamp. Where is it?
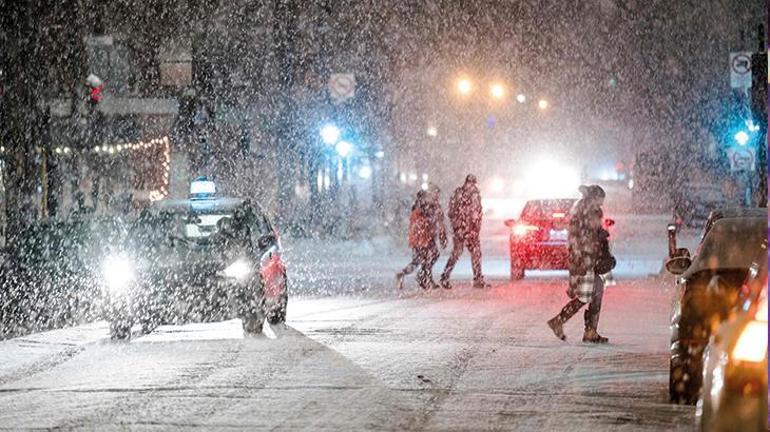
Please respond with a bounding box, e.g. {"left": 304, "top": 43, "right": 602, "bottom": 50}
{"left": 538, "top": 99, "right": 549, "bottom": 110}
{"left": 516, "top": 94, "right": 526, "bottom": 104}
{"left": 490, "top": 83, "right": 505, "bottom": 100}
{"left": 426, "top": 126, "right": 438, "bottom": 137}
{"left": 335, "top": 140, "right": 353, "bottom": 157}
{"left": 457, "top": 77, "right": 473, "bottom": 95}
{"left": 735, "top": 130, "right": 750, "bottom": 146}
{"left": 320, "top": 124, "right": 341, "bottom": 145}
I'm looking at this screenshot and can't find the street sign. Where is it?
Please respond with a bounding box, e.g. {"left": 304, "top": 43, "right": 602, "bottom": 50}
{"left": 328, "top": 73, "right": 356, "bottom": 104}
{"left": 730, "top": 52, "right": 753, "bottom": 89}
{"left": 727, "top": 146, "right": 756, "bottom": 172}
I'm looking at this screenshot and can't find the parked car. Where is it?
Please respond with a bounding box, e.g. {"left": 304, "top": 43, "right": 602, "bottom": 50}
{"left": 698, "top": 255, "right": 767, "bottom": 431}
{"left": 665, "top": 209, "right": 767, "bottom": 404}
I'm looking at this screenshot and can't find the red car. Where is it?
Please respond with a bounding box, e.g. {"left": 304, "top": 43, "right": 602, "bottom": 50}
{"left": 505, "top": 199, "right": 577, "bottom": 280}
{"left": 505, "top": 198, "right": 614, "bottom": 280}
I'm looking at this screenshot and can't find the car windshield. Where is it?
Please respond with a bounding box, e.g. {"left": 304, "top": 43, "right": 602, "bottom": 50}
{"left": 520, "top": 200, "right": 576, "bottom": 220}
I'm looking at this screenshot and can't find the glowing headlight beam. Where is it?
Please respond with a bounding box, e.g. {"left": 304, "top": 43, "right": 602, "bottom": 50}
{"left": 223, "top": 259, "right": 252, "bottom": 280}
{"left": 103, "top": 256, "right": 134, "bottom": 294}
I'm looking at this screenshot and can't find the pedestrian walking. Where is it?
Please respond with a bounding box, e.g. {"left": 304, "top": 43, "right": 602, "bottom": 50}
{"left": 440, "top": 174, "right": 490, "bottom": 289}
{"left": 547, "top": 185, "right": 616, "bottom": 343}
{"left": 396, "top": 190, "right": 444, "bottom": 290}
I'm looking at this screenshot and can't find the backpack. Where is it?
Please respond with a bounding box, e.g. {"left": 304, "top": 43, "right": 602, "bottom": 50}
{"left": 408, "top": 208, "right": 432, "bottom": 248}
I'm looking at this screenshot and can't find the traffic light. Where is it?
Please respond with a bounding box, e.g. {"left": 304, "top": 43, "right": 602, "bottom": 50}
{"left": 85, "top": 73, "right": 104, "bottom": 107}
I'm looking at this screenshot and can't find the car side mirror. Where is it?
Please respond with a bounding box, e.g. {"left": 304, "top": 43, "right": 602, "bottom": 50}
{"left": 667, "top": 223, "right": 678, "bottom": 258}
{"left": 504, "top": 219, "right": 516, "bottom": 228}
{"left": 665, "top": 249, "right": 691, "bottom": 275}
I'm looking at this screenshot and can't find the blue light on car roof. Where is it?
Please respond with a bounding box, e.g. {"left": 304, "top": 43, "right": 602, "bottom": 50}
{"left": 190, "top": 176, "right": 216, "bottom": 200}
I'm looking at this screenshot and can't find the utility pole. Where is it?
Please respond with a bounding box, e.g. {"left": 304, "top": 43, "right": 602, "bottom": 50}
{"left": 751, "top": 23, "right": 767, "bottom": 207}
{"left": 272, "top": 0, "right": 299, "bottom": 228}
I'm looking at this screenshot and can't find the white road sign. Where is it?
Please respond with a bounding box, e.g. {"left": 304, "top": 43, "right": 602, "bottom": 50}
{"left": 730, "top": 52, "right": 752, "bottom": 89}
{"left": 727, "top": 146, "right": 756, "bottom": 172}
{"left": 328, "top": 73, "right": 356, "bottom": 104}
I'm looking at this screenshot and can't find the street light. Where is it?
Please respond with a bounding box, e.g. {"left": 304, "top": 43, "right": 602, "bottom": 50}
{"left": 538, "top": 99, "right": 549, "bottom": 110}
{"left": 457, "top": 77, "right": 473, "bottom": 95}
{"left": 320, "top": 124, "right": 341, "bottom": 145}
{"left": 735, "top": 130, "right": 750, "bottom": 146}
{"left": 516, "top": 94, "right": 526, "bottom": 104}
{"left": 426, "top": 126, "right": 438, "bottom": 137}
{"left": 335, "top": 140, "right": 353, "bottom": 157}
{"left": 490, "top": 83, "right": 505, "bottom": 100}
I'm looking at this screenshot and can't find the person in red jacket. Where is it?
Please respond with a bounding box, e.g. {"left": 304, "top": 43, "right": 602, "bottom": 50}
{"left": 396, "top": 190, "right": 443, "bottom": 290}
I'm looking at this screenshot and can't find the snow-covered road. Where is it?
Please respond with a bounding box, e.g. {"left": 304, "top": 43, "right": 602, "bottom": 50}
{"left": 0, "top": 275, "right": 694, "bottom": 431}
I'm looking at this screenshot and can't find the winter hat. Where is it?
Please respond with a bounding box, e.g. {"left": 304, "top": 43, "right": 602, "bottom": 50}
{"left": 578, "top": 184, "right": 605, "bottom": 199}
{"left": 465, "top": 174, "right": 477, "bottom": 184}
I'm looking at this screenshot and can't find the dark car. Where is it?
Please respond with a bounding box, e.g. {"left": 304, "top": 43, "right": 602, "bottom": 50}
{"left": 0, "top": 216, "right": 126, "bottom": 338}
{"left": 665, "top": 211, "right": 767, "bottom": 404}
{"left": 504, "top": 198, "right": 613, "bottom": 280}
{"left": 698, "top": 256, "right": 767, "bottom": 431}
{"left": 103, "top": 178, "right": 288, "bottom": 340}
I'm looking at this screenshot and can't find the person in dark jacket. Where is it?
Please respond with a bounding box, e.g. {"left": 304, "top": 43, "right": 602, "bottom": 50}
{"left": 396, "top": 190, "right": 444, "bottom": 290}
{"left": 440, "top": 174, "right": 489, "bottom": 289}
{"left": 547, "top": 185, "right": 613, "bottom": 343}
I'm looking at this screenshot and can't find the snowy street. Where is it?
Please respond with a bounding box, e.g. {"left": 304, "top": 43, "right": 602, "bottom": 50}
{"left": 0, "top": 219, "right": 698, "bottom": 430}
{"left": 0, "top": 278, "right": 693, "bottom": 431}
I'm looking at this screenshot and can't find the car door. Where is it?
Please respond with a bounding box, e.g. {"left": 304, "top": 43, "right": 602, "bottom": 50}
{"left": 247, "top": 206, "right": 285, "bottom": 298}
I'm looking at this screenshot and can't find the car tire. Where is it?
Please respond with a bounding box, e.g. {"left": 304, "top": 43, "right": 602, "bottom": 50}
{"left": 669, "top": 342, "right": 703, "bottom": 405}
{"left": 510, "top": 256, "right": 525, "bottom": 280}
{"left": 242, "top": 311, "right": 265, "bottom": 335}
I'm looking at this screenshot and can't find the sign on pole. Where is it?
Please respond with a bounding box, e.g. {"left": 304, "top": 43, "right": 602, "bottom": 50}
{"left": 730, "top": 52, "right": 753, "bottom": 89}
{"left": 727, "top": 146, "right": 756, "bottom": 172}
{"left": 328, "top": 73, "right": 356, "bottom": 104}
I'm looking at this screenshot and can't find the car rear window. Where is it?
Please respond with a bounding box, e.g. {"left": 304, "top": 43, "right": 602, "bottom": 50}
{"left": 520, "top": 200, "right": 576, "bottom": 220}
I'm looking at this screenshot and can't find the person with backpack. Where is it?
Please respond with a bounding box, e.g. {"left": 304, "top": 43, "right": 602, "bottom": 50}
{"left": 546, "top": 185, "right": 615, "bottom": 343}
{"left": 440, "top": 174, "right": 490, "bottom": 289}
{"left": 396, "top": 190, "right": 443, "bottom": 290}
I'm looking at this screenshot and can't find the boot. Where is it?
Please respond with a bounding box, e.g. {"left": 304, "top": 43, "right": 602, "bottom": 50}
{"left": 440, "top": 278, "right": 452, "bottom": 290}
{"left": 473, "top": 279, "right": 491, "bottom": 289}
{"left": 395, "top": 272, "right": 405, "bottom": 290}
{"left": 547, "top": 317, "right": 566, "bottom": 341}
{"left": 582, "top": 328, "right": 609, "bottom": 344}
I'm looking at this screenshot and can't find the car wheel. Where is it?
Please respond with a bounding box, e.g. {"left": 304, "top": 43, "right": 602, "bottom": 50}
{"left": 241, "top": 311, "right": 265, "bottom": 335}
{"left": 510, "top": 256, "right": 525, "bottom": 280}
{"left": 669, "top": 342, "right": 703, "bottom": 405}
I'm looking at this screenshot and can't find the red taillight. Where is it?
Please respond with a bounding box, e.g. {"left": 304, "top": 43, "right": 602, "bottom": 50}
{"left": 513, "top": 224, "right": 539, "bottom": 237}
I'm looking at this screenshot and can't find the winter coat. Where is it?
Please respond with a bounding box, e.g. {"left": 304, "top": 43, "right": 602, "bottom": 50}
{"left": 408, "top": 208, "right": 433, "bottom": 249}
{"left": 448, "top": 184, "right": 482, "bottom": 238}
{"left": 567, "top": 199, "right": 604, "bottom": 302}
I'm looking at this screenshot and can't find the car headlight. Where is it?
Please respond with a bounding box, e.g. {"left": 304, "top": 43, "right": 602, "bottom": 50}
{"left": 731, "top": 321, "right": 768, "bottom": 363}
{"left": 103, "top": 256, "right": 134, "bottom": 294}
{"left": 223, "top": 259, "right": 252, "bottom": 280}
